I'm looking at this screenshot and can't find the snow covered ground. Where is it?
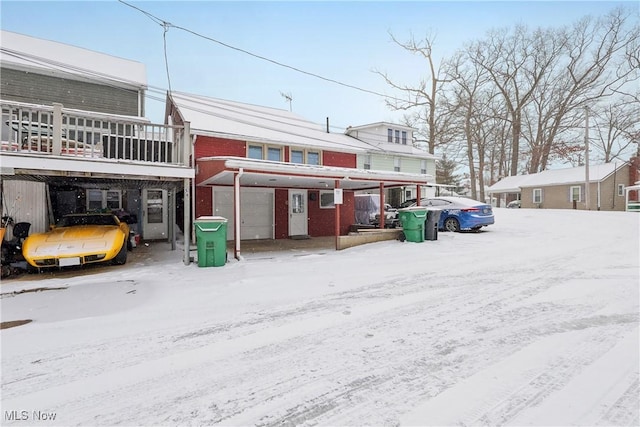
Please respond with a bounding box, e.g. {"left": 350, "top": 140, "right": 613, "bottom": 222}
{"left": 1, "top": 208, "right": 638, "bottom": 426}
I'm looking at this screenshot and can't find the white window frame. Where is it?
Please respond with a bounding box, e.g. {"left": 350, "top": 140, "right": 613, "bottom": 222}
{"left": 247, "top": 144, "right": 263, "bottom": 160}
{"left": 363, "top": 154, "right": 371, "bottom": 170}
{"left": 307, "top": 150, "right": 321, "bottom": 165}
{"left": 402, "top": 131, "right": 407, "bottom": 145}
{"left": 569, "top": 185, "right": 581, "bottom": 202}
{"left": 266, "top": 146, "right": 282, "bottom": 162}
{"left": 87, "top": 189, "right": 122, "bottom": 212}
{"left": 394, "top": 130, "right": 400, "bottom": 144}
{"left": 533, "top": 188, "right": 543, "bottom": 204}
{"left": 394, "top": 157, "right": 401, "bottom": 172}
{"left": 290, "top": 149, "right": 304, "bottom": 164}
{"left": 319, "top": 190, "right": 335, "bottom": 209}
{"left": 420, "top": 159, "right": 427, "bottom": 174}
{"left": 617, "top": 184, "right": 625, "bottom": 196}
{"left": 387, "top": 128, "right": 393, "bottom": 143}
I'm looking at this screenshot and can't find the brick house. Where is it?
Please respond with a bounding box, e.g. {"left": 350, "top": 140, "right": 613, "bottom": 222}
{"left": 165, "top": 92, "right": 434, "bottom": 258}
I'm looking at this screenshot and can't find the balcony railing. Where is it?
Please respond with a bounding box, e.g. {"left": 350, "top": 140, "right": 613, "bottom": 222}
{"left": 1, "top": 100, "right": 189, "bottom": 167}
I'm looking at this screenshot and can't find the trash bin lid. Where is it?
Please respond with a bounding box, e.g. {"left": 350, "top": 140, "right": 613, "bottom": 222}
{"left": 195, "top": 216, "right": 228, "bottom": 222}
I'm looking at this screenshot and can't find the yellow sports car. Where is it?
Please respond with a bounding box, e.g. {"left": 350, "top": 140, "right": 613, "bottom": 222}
{"left": 22, "top": 213, "right": 133, "bottom": 270}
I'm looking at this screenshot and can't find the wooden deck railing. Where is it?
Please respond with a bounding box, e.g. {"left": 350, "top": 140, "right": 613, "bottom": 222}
{"left": 1, "top": 100, "right": 189, "bottom": 167}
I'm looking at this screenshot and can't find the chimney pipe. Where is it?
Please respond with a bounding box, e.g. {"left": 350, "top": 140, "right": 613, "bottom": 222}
{"left": 326, "top": 117, "right": 329, "bottom": 133}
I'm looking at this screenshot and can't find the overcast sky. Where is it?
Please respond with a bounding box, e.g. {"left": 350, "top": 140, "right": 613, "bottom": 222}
{"left": 1, "top": 1, "right": 633, "bottom": 131}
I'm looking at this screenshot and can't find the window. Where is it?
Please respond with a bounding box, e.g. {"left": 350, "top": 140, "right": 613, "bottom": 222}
{"left": 387, "top": 128, "right": 393, "bottom": 143}
{"left": 87, "top": 189, "right": 121, "bottom": 212}
{"left": 320, "top": 190, "right": 335, "bottom": 208}
{"left": 307, "top": 151, "right": 320, "bottom": 165}
{"left": 395, "top": 130, "right": 400, "bottom": 143}
{"left": 402, "top": 131, "right": 407, "bottom": 145}
{"left": 363, "top": 154, "right": 371, "bottom": 170}
{"left": 291, "top": 149, "right": 304, "bottom": 164}
{"left": 267, "top": 147, "right": 281, "bottom": 161}
{"left": 394, "top": 157, "right": 401, "bottom": 172}
{"left": 87, "top": 189, "right": 103, "bottom": 211}
{"left": 618, "top": 184, "right": 625, "bottom": 196}
{"left": 533, "top": 188, "right": 543, "bottom": 204}
{"left": 420, "top": 159, "right": 427, "bottom": 174}
{"left": 570, "top": 185, "right": 581, "bottom": 202}
{"left": 248, "top": 145, "right": 263, "bottom": 159}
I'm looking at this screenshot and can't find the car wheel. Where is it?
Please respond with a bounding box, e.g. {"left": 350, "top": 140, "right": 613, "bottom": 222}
{"left": 113, "top": 242, "right": 127, "bottom": 265}
{"left": 444, "top": 217, "right": 460, "bottom": 232}
{"left": 26, "top": 263, "right": 40, "bottom": 274}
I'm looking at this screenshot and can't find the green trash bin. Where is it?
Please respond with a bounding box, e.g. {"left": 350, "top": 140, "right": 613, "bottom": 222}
{"left": 398, "top": 207, "right": 427, "bottom": 243}
{"left": 194, "top": 216, "right": 228, "bottom": 267}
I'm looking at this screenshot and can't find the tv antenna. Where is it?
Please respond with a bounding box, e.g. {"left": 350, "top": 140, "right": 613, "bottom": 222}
{"left": 280, "top": 91, "right": 293, "bottom": 111}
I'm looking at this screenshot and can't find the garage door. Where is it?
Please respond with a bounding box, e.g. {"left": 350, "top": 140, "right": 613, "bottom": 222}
{"left": 212, "top": 187, "right": 274, "bottom": 240}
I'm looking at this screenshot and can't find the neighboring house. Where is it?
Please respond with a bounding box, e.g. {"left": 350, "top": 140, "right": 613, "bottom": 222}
{"left": 344, "top": 122, "right": 437, "bottom": 206}
{"left": 488, "top": 162, "right": 632, "bottom": 211}
{"left": 165, "top": 92, "right": 434, "bottom": 258}
{"left": 1, "top": 30, "right": 193, "bottom": 263}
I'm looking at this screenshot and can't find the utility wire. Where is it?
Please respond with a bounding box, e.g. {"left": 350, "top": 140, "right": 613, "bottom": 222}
{"left": 117, "top": 0, "right": 406, "bottom": 103}
{"left": 1, "top": 47, "right": 427, "bottom": 150}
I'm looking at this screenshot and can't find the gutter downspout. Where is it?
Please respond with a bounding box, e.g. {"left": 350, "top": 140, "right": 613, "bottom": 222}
{"left": 234, "top": 168, "right": 244, "bottom": 260}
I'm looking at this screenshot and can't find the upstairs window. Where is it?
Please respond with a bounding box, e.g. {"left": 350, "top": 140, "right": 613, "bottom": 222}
{"left": 395, "top": 130, "right": 400, "bottom": 143}
{"left": 420, "top": 159, "right": 427, "bottom": 174}
{"left": 307, "top": 151, "right": 320, "bottom": 165}
{"left": 618, "top": 184, "right": 625, "bottom": 196}
{"left": 394, "top": 157, "right": 401, "bottom": 172}
{"left": 387, "top": 128, "right": 393, "bottom": 143}
{"left": 267, "top": 147, "right": 282, "bottom": 162}
{"left": 402, "top": 131, "right": 407, "bottom": 145}
{"left": 291, "top": 150, "right": 304, "bottom": 164}
{"left": 248, "top": 145, "right": 263, "bottom": 160}
{"left": 363, "top": 155, "right": 371, "bottom": 170}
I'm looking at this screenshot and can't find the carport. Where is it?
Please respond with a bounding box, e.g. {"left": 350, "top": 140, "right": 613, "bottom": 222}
{"left": 197, "top": 156, "right": 433, "bottom": 260}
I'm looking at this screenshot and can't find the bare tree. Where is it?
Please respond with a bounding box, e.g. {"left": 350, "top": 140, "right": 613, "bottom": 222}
{"left": 375, "top": 31, "right": 451, "bottom": 154}
{"left": 592, "top": 100, "right": 640, "bottom": 161}
{"left": 465, "top": 25, "right": 566, "bottom": 176}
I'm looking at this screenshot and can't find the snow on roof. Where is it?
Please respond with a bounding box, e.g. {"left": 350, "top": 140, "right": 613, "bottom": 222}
{"left": 488, "top": 162, "right": 627, "bottom": 193}
{"left": 346, "top": 121, "right": 416, "bottom": 132}
{"left": 0, "top": 30, "right": 147, "bottom": 89}
{"left": 487, "top": 175, "right": 535, "bottom": 193}
{"left": 170, "top": 91, "right": 380, "bottom": 153}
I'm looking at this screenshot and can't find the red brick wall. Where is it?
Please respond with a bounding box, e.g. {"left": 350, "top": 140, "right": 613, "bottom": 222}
{"left": 195, "top": 186, "right": 212, "bottom": 218}
{"left": 323, "top": 150, "right": 356, "bottom": 168}
{"left": 274, "top": 189, "right": 289, "bottom": 239}
{"left": 307, "top": 190, "right": 355, "bottom": 237}
{"left": 195, "top": 136, "right": 246, "bottom": 158}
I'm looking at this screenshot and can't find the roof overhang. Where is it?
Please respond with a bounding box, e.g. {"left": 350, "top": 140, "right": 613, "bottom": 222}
{"left": 197, "top": 156, "right": 433, "bottom": 191}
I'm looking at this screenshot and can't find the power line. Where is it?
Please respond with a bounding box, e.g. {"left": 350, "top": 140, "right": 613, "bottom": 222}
{"left": 116, "top": 0, "right": 407, "bottom": 103}
{"left": 2, "top": 46, "right": 428, "bottom": 153}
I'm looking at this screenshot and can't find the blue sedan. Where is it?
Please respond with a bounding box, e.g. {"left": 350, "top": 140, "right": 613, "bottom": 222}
{"left": 412, "top": 196, "right": 494, "bottom": 232}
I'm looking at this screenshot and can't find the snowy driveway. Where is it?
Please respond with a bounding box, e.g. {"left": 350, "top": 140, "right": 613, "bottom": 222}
{"left": 1, "top": 209, "right": 638, "bottom": 426}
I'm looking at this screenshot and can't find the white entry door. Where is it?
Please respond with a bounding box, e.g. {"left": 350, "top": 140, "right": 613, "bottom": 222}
{"left": 142, "top": 189, "right": 168, "bottom": 240}
{"left": 288, "top": 189, "right": 308, "bottom": 237}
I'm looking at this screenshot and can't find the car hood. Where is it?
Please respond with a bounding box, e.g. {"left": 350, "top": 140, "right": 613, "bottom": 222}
{"left": 24, "top": 225, "right": 125, "bottom": 257}
{"left": 42, "top": 225, "right": 121, "bottom": 242}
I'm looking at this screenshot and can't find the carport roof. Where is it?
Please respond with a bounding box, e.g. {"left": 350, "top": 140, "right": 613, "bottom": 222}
{"left": 197, "top": 156, "right": 433, "bottom": 191}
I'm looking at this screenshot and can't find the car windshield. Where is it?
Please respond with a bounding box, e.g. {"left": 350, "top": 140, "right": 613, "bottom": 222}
{"left": 58, "top": 215, "right": 119, "bottom": 227}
